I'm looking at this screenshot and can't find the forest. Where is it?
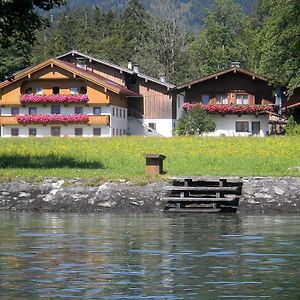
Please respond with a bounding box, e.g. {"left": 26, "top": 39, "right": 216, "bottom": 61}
{"left": 0, "top": 0, "right": 299, "bottom": 95}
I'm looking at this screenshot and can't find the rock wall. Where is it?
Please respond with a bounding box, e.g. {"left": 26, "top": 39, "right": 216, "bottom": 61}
{"left": 0, "top": 177, "right": 299, "bottom": 214}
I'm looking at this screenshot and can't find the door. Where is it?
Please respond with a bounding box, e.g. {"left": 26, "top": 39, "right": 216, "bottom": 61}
{"left": 252, "top": 121, "right": 260, "bottom": 135}
{"left": 51, "top": 126, "right": 61, "bottom": 137}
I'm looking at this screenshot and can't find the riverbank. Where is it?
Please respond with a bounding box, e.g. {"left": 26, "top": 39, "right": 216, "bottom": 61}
{"left": 0, "top": 177, "right": 299, "bottom": 214}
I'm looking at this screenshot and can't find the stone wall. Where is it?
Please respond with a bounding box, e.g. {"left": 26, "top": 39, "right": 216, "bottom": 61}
{"left": 0, "top": 177, "right": 299, "bottom": 214}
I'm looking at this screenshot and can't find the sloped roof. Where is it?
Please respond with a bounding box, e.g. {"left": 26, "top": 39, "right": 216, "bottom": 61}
{"left": 0, "top": 58, "right": 140, "bottom": 97}
{"left": 57, "top": 50, "right": 176, "bottom": 89}
{"left": 173, "top": 67, "right": 270, "bottom": 91}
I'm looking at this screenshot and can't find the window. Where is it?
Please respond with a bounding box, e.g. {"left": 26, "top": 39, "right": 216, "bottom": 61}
{"left": 11, "top": 107, "right": 19, "bottom": 115}
{"left": 51, "top": 127, "right": 61, "bottom": 136}
{"left": 112, "top": 107, "right": 115, "bottom": 116}
{"left": 123, "top": 129, "right": 126, "bottom": 135}
{"left": 29, "top": 128, "right": 37, "bottom": 136}
{"left": 116, "top": 129, "right": 118, "bottom": 135}
{"left": 93, "top": 107, "right": 101, "bottom": 115}
{"left": 148, "top": 122, "right": 156, "bottom": 132}
{"left": 29, "top": 107, "right": 37, "bottom": 115}
{"left": 75, "top": 107, "right": 83, "bottom": 114}
{"left": 52, "top": 87, "right": 60, "bottom": 94}
{"left": 112, "top": 128, "right": 115, "bottom": 136}
{"left": 216, "top": 95, "right": 228, "bottom": 104}
{"left": 11, "top": 128, "right": 19, "bottom": 136}
{"left": 70, "top": 87, "right": 78, "bottom": 95}
{"left": 75, "top": 128, "right": 83, "bottom": 136}
{"left": 80, "top": 86, "right": 87, "bottom": 94}
{"left": 25, "top": 87, "right": 32, "bottom": 95}
{"left": 201, "top": 94, "right": 210, "bottom": 105}
{"left": 116, "top": 108, "right": 119, "bottom": 117}
{"left": 93, "top": 128, "right": 101, "bottom": 136}
{"left": 236, "top": 94, "right": 249, "bottom": 105}
{"left": 255, "top": 95, "right": 262, "bottom": 105}
{"left": 236, "top": 121, "right": 249, "bottom": 132}
{"left": 123, "top": 109, "right": 126, "bottom": 118}
{"left": 252, "top": 121, "right": 260, "bottom": 135}
{"left": 51, "top": 105, "right": 60, "bottom": 114}
{"left": 36, "top": 87, "right": 43, "bottom": 95}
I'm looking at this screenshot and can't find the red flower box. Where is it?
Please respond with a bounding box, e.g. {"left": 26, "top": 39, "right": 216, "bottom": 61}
{"left": 17, "top": 114, "right": 89, "bottom": 124}
{"left": 20, "top": 94, "right": 88, "bottom": 104}
{"left": 182, "top": 103, "right": 274, "bottom": 114}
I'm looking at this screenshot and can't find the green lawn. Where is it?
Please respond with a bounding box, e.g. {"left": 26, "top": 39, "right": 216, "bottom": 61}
{"left": 0, "top": 136, "right": 299, "bottom": 183}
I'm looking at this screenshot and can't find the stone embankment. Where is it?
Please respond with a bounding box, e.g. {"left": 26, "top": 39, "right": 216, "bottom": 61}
{"left": 0, "top": 177, "right": 299, "bottom": 214}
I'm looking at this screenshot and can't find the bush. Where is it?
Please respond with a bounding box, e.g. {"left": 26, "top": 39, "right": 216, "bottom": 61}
{"left": 175, "top": 106, "right": 216, "bottom": 135}
{"left": 285, "top": 116, "right": 300, "bottom": 135}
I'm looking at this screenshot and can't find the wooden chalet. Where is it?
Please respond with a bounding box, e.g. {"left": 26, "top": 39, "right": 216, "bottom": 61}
{"left": 57, "top": 50, "right": 176, "bottom": 136}
{"left": 0, "top": 58, "right": 138, "bottom": 137}
{"left": 171, "top": 67, "right": 278, "bottom": 136}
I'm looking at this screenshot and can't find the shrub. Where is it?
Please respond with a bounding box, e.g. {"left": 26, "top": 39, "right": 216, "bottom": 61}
{"left": 285, "top": 116, "right": 300, "bottom": 135}
{"left": 175, "top": 106, "right": 216, "bottom": 135}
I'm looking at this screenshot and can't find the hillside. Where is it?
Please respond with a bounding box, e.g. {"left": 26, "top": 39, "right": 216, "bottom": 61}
{"left": 57, "top": 0, "right": 255, "bottom": 27}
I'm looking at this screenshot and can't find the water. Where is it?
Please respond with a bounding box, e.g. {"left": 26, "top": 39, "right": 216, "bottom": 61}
{"left": 0, "top": 212, "right": 300, "bottom": 299}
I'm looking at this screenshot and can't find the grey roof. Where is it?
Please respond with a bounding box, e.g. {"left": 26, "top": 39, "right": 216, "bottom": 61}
{"left": 57, "top": 50, "right": 175, "bottom": 89}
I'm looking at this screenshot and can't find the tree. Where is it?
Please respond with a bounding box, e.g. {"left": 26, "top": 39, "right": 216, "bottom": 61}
{"left": 175, "top": 107, "right": 216, "bottom": 135}
{"left": 254, "top": 0, "right": 300, "bottom": 95}
{"left": 136, "top": 0, "right": 192, "bottom": 83}
{"left": 119, "top": 0, "right": 151, "bottom": 64}
{"left": 190, "top": 0, "right": 249, "bottom": 77}
{"left": 0, "top": 0, "right": 65, "bottom": 80}
{"left": 0, "top": 0, "right": 65, "bottom": 48}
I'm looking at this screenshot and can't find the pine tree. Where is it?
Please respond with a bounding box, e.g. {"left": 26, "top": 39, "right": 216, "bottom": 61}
{"left": 190, "top": 0, "right": 249, "bottom": 76}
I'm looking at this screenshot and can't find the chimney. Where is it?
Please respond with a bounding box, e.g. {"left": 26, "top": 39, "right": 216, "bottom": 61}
{"left": 128, "top": 61, "right": 133, "bottom": 70}
{"left": 76, "top": 57, "right": 87, "bottom": 70}
{"left": 159, "top": 75, "right": 167, "bottom": 83}
{"left": 230, "top": 61, "right": 240, "bottom": 68}
{"left": 132, "top": 64, "right": 139, "bottom": 74}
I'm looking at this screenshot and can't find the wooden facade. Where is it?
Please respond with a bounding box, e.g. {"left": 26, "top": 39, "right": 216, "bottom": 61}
{"left": 0, "top": 58, "right": 136, "bottom": 137}
{"left": 176, "top": 69, "right": 274, "bottom": 106}
{"left": 283, "top": 87, "right": 300, "bottom": 123}
{"left": 58, "top": 51, "right": 175, "bottom": 120}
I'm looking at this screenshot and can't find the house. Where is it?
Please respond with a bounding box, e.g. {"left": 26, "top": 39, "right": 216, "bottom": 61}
{"left": 170, "top": 66, "right": 278, "bottom": 137}
{"left": 0, "top": 58, "right": 139, "bottom": 137}
{"left": 57, "top": 50, "right": 176, "bottom": 136}
{"left": 283, "top": 86, "right": 300, "bottom": 123}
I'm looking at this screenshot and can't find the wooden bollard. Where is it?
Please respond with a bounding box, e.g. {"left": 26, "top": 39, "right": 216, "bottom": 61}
{"left": 144, "top": 154, "right": 166, "bottom": 175}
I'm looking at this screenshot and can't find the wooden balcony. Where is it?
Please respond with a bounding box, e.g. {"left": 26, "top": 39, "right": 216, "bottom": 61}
{"left": 0, "top": 116, "right": 18, "bottom": 125}
{"left": 88, "top": 115, "right": 110, "bottom": 126}
{"left": 0, "top": 115, "right": 110, "bottom": 126}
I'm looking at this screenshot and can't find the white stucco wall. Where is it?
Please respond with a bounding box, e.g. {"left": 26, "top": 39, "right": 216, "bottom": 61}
{"left": 205, "top": 114, "right": 269, "bottom": 137}
{"left": 144, "top": 119, "right": 174, "bottom": 137}
{"left": 110, "top": 106, "right": 127, "bottom": 136}
{"left": 1, "top": 104, "right": 128, "bottom": 137}
{"left": 1, "top": 125, "right": 111, "bottom": 137}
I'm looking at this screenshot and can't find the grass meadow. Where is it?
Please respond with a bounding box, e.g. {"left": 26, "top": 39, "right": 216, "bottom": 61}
{"left": 0, "top": 136, "right": 299, "bottom": 183}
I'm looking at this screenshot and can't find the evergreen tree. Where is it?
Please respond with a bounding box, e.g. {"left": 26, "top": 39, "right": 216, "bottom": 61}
{"left": 190, "top": 0, "right": 249, "bottom": 77}
{"left": 255, "top": 0, "right": 300, "bottom": 95}
{"left": 119, "top": 0, "right": 151, "bottom": 64}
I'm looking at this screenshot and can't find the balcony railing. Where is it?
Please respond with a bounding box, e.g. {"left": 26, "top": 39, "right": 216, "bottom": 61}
{"left": 16, "top": 114, "right": 89, "bottom": 124}
{"left": 0, "top": 116, "right": 19, "bottom": 125}
{"left": 0, "top": 115, "right": 110, "bottom": 126}
{"left": 182, "top": 103, "right": 275, "bottom": 114}
{"left": 88, "top": 115, "right": 110, "bottom": 126}
{"left": 19, "top": 94, "right": 88, "bottom": 104}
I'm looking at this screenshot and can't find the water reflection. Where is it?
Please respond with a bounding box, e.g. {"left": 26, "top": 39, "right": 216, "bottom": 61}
{"left": 0, "top": 213, "right": 299, "bottom": 299}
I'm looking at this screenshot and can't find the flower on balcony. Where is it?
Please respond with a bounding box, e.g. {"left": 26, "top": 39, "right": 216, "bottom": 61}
{"left": 182, "top": 102, "right": 274, "bottom": 114}
{"left": 20, "top": 94, "right": 88, "bottom": 104}
{"left": 17, "top": 114, "right": 89, "bottom": 124}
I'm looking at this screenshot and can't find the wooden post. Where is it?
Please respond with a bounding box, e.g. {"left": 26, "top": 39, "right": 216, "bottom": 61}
{"left": 144, "top": 154, "right": 166, "bottom": 175}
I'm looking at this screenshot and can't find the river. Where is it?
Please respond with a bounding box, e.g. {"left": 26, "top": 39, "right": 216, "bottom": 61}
{"left": 0, "top": 212, "right": 299, "bottom": 299}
